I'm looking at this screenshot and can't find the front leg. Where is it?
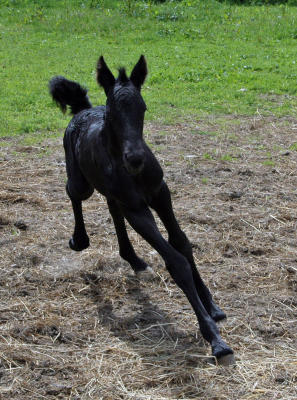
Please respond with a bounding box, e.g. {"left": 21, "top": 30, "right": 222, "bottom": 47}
{"left": 122, "top": 203, "right": 234, "bottom": 364}
{"left": 150, "top": 181, "right": 226, "bottom": 322}
{"left": 107, "top": 198, "right": 150, "bottom": 274}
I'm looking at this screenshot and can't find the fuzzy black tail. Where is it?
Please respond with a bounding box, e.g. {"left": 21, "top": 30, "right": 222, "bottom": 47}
{"left": 49, "top": 76, "right": 92, "bottom": 115}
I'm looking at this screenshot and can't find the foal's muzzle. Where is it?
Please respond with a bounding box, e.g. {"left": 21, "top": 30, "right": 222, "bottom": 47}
{"left": 124, "top": 150, "right": 145, "bottom": 175}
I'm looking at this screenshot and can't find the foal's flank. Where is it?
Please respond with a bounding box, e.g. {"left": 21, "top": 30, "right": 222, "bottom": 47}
{"left": 49, "top": 55, "right": 234, "bottom": 365}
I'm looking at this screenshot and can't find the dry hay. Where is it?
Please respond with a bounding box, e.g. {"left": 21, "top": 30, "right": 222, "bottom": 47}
{"left": 0, "top": 115, "right": 296, "bottom": 399}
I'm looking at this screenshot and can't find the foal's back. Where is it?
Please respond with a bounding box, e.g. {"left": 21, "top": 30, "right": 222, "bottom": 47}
{"left": 65, "top": 106, "right": 106, "bottom": 145}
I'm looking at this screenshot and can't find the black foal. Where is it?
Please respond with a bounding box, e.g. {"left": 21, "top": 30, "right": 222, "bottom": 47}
{"left": 49, "top": 55, "right": 234, "bottom": 365}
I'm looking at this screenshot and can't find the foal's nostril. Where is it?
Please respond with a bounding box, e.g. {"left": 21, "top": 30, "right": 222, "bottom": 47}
{"left": 130, "top": 156, "right": 143, "bottom": 169}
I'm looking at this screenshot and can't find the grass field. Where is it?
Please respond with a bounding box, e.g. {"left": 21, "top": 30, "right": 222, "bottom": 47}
{"left": 0, "top": 0, "right": 297, "bottom": 137}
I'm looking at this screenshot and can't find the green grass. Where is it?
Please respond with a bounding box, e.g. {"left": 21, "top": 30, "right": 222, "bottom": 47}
{"left": 203, "top": 152, "right": 213, "bottom": 160}
{"left": 220, "top": 153, "right": 235, "bottom": 162}
{"left": 262, "top": 159, "right": 276, "bottom": 166}
{"left": 1, "top": 0, "right": 297, "bottom": 137}
{"left": 289, "top": 142, "right": 297, "bottom": 150}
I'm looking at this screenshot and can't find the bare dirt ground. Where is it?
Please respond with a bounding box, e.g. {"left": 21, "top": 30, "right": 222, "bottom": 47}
{"left": 0, "top": 115, "right": 296, "bottom": 400}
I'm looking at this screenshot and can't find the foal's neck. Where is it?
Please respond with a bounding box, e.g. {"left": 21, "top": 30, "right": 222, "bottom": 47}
{"left": 102, "top": 119, "right": 122, "bottom": 161}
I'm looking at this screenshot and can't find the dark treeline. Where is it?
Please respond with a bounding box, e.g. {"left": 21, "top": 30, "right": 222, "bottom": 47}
{"left": 217, "top": 0, "right": 297, "bottom": 4}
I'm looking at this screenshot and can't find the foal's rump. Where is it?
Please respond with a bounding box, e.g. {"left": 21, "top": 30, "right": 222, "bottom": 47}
{"left": 49, "top": 75, "right": 96, "bottom": 200}
{"left": 63, "top": 107, "right": 107, "bottom": 200}
{"left": 63, "top": 127, "right": 94, "bottom": 201}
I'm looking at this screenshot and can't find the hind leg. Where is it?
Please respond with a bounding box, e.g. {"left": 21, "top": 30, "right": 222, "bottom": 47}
{"left": 150, "top": 181, "right": 226, "bottom": 322}
{"left": 122, "top": 203, "right": 233, "bottom": 362}
{"left": 64, "top": 130, "right": 94, "bottom": 251}
{"left": 66, "top": 180, "right": 94, "bottom": 251}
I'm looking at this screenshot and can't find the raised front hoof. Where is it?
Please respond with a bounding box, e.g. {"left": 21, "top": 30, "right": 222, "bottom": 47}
{"left": 212, "top": 344, "right": 235, "bottom": 366}
{"left": 135, "top": 266, "right": 155, "bottom": 281}
{"left": 69, "top": 237, "right": 89, "bottom": 252}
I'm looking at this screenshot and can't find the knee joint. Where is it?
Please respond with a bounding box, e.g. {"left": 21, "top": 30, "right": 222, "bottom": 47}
{"left": 66, "top": 181, "right": 93, "bottom": 201}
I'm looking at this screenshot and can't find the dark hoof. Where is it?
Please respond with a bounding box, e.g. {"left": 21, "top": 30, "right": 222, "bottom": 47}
{"left": 130, "top": 258, "right": 149, "bottom": 274}
{"left": 208, "top": 302, "right": 227, "bottom": 322}
{"left": 212, "top": 342, "right": 234, "bottom": 366}
{"left": 69, "top": 237, "right": 89, "bottom": 251}
{"left": 211, "top": 308, "right": 227, "bottom": 322}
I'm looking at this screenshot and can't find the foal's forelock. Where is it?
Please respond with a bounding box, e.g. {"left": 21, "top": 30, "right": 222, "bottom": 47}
{"left": 112, "top": 84, "right": 145, "bottom": 110}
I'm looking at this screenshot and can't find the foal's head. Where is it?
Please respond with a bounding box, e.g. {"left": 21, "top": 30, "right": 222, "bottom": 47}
{"left": 97, "top": 56, "right": 148, "bottom": 175}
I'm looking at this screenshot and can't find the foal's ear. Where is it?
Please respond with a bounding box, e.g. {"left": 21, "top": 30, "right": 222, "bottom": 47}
{"left": 96, "top": 56, "right": 115, "bottom": 96}
{"left": 130, "top": 55, "right": 147, "bottom": 90}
